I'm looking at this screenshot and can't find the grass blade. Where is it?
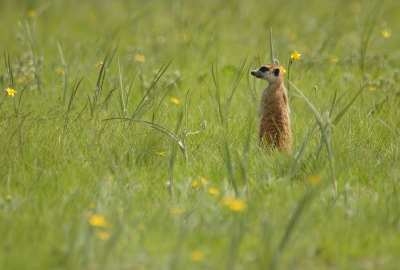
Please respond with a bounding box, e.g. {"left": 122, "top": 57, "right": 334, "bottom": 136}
{"left": 104, "top": 117, "right": 186, "bottom": 158}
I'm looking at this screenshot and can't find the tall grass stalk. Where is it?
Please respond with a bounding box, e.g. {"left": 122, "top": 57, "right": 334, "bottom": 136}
{"left": 290, "top": 81, "right": 337, "bottom": 193}
{"left": 226, "top": 215, "right": 245, "bottom": 270}
{"left": 21, "top": 20, "right": 42, "bottom": 91}
{"left": 210, "top": 59, "right": 249, "bottom": 196}
{"left": 91, "top": 46, "right": 118, "bottom": 117}
{"left": 269, "top": 27, "right": 274, "bottom": 63}
{"left": 105, "top": 117, "right": 186, "bottom": 158}
{"left": 116, "top": 55, "right": 125, "bottom": 116}
{"left": 4, "top": 52, "right": 14, "bottom": 90}
{"left": 269, "top": 190, "right": 315, "bottom": 270}
{"left": 57, "top": 42, "right": 68, "bottom": 105}
{"left": 359, "top": 1, "right": 385, "bottom": 73}
{"left": 238, "top": 116, "right": 253, "bottom": 198}
{"left": 223, "top": 136, "right": 239, "bottom": 196}
{"left": 130, "top": 60, "right": 175, "bottom": 120}
{"left": 63, "top": 73, "right": 84, "bottom": 131}
{"left": 210, "top": 62, "right": 223, "bottom": 124}
{"left": 168, "top": 111, "right": 184, "bottom": 198}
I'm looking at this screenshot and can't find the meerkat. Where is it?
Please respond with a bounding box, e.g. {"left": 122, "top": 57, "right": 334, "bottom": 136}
{"left": 251, "top": 64, "right": 291, "bottom": 152}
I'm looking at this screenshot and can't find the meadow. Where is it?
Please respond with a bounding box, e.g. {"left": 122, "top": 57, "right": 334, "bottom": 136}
{"left": 1, "top": 0, "right": 399, "bottom": 269}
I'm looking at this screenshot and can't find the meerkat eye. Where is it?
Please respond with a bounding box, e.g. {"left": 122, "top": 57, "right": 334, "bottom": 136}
{"left": 274, "top": 68, "right": 280, "bottom": 76}
{"left": 259, "top": 66, "right": 269, "bottom": 72}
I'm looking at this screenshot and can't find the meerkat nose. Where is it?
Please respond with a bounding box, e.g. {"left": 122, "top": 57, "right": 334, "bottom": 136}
{"left": 251, "top": 71, "right": 256, "bottom": 75}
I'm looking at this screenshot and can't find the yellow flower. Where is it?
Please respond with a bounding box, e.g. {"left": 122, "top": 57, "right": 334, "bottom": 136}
{"left": 280, "top": 66, "right": 287, "bottom": 74}
{"left": 208, "top": 188, "right": 219, "bottom": 196}
{"left": 380, "top": 30, "right": 391, "bottom": 38}
{"left": 97, "top": 231, "right": 110, "bottom": 240}
{"left": 135, "top": 54, "right": 146, "bottom": 63}
{"left": 190, "top": 251, "right": 204, "bottom": 261}
{"left": 330, "top": 56, "right": 339, "bottom": 63}
{"left": 369, "top": 86, "right": 377, "bottom": 92}
{"left": 172, "top": 207, "right": 182, "bottom": 214}
{"left": 290, "top": 50, "right": 301, "bottom": 61}
{"left": 17, "top": 77, "right": 26, "bottom": 83}
{"left": 6, "top": 87, "right": 17, "bottom": 97}
{"left": 308, "top": 175, "right": 322, "bottom": 185}
{"left": 221, "top": 196, "right": 247, "bottom": 211}
{"left": 27, "top": 10, "right": 36, "bottom": 18}
{"left": 170, "top": 98, "right": 180, "bottom": 105}
{"left": 156, "top": 151, "right": 165, "bottom": 156}
{"left": 89, "top": 214, "right": 106, "bottom": 227}
{"left": 191, "top": 181, "right": 201, "bottom": 188}
{"left": 95, "top": 61, "right": 103, "bottom": 68}
{"left": 56, "top": 67, "right": 65, "bottom": 75}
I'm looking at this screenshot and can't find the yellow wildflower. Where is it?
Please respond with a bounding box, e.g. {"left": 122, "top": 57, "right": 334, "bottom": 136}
{"left": 221, "top": 196, "right": 247, "bottom": 211}
{"left": 97, "top": 231, "right": 110, "bottom": 240}
{"left": 190, "top": 251, "right": 204, "bottom": 261}
{"left": 308, "top": 175, "right": 322, "bottom": 185}
{"left": 156, "top": 151, "right": 165, "bottom": 156}
{"left": 369, "top": 86, "right": 377, "bottom": 92}
{"left": 208, "top": 188, "right": 219, "bottom": 196}
{"left": 17, "top": 77, "right": 26, "bottom": 83}
{"left": 290, "top": 50, "right": 301, "bottom": 61}
{"left": 330, "top": 56, "right": 339, "bottom": 63}
{"left": 191, "top": 181, "right": 201, "bottom": 188}
{"left": 170, "top": 97, "right": 180, "bottom": 105}
{"left": 135, "top": 54, "right": 146, "bottom": 63}
{"left": 6, "top": 87, "right": 17, "bottom": 97}
{"left": 56, "top": 67, "right": 65, "bottom": 75}
{"left": 172, "top": 207, "right": 182, "bottom": 214}
{"left": 280, "top": 66, "right": 287, "bottom": 74}
{"left": 95, "top": 61, "right": 103, "bottom": 68}
{"left": 89, "top": 214, "right": 106, "bottom": 227}
{"left": 27, "top": 10, "right": 36, "bottom": 18}
{"left": 380, "top": 30, "right": 391, "bottom": 38}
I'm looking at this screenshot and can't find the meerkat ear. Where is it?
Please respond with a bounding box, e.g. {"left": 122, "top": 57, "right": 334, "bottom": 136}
{"left": 274, "top": 68, "right": 280, "bottom": 76}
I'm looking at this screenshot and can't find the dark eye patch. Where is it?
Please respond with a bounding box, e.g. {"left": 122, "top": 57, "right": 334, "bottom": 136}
{"left": 259, "top": 66, "right": 269, "bottom": 72}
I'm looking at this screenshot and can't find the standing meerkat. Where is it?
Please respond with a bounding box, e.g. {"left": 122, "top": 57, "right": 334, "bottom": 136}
{"left": 251, "top": 64, "right": 291, "bottom": 152}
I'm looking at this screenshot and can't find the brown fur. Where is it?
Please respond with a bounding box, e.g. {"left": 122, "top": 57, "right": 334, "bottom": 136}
{"left": 251, "top": 64, "right": 291, "bottom": 152}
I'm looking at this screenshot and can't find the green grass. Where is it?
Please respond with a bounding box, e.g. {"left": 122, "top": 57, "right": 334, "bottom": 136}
{"left": 1, "top": 0, "right": 400, "bottom": 269}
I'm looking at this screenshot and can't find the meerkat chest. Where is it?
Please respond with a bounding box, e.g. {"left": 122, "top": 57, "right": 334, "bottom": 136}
{"left": 260, "top": 85, "right": 287, "bottom": 106}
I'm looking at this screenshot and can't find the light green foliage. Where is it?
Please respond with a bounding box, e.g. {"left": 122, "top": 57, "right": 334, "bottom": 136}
{"left": 1, "top": 0, "right": 399, "bottom": 269}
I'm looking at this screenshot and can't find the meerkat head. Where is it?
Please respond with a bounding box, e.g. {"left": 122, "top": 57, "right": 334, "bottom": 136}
{"left": 251, "top": 64, "right": 282, "bottom": 84}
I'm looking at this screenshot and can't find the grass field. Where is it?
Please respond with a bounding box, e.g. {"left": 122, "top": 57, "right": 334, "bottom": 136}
{"left": 1, "top": 0, "right": 400, "bottom": 269}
